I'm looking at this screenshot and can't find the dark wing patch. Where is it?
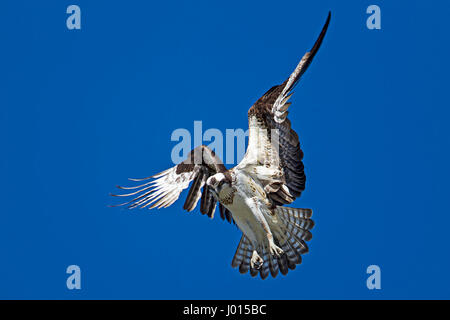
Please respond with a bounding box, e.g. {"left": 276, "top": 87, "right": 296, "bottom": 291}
{"left": 219, "top": 203, "right": 235, "bottom": 224}
{"left": 246, "top": 12, "right": 330, "bottom": 203}
{"left": 111, "top": 145, "right": 233, "bottom": 224}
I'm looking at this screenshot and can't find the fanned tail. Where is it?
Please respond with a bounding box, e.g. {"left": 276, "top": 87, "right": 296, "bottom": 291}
{"left": 231, "top": 206, "right": 314, "bottom": 279}
{"left": 274, "top": 206, "right": 314, "bottom": 271}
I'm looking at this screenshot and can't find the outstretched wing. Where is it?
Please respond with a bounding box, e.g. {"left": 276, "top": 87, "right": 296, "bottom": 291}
{"left": 239, "top": 12, "right": 330, "bottom": 205}
{"left": 111, "top": 145, "right": 234, "bottom": 223}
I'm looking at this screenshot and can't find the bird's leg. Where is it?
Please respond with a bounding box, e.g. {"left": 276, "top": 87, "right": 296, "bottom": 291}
{"left": 267, "top": 232, "right": 284, "bottom": 257}
{"left": 245, "top": 197, "right": 284, "bottom": 258}
{"left": 250, "top": 250, "right": 263, "bottom": 269}
{"left": 257, "top": 206, "right": 284, "bottom": 257}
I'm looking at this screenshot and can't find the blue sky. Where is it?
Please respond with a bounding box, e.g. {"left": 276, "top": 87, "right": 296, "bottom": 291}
{"left": 1, "top": 0, "right": 450, "bottom": 299}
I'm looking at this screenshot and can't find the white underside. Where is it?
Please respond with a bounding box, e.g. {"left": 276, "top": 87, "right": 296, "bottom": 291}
{"left": 227, "top": 193, "right": 265, "bottom": 246}
{"left": 219, "top": 170, "right": 280, "bottom": 252}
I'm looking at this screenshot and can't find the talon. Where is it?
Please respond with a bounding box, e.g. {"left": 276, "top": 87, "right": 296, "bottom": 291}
{"left": 269, "top": 242, "right": 284, "bottom": 257}
{"left": 250, "top": 250, "right": 263, "bottom": 269}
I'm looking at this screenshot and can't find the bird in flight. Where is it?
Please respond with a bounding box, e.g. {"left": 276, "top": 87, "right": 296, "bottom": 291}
{"left": 111, "top": 12, "right": 330, "bottom": 279}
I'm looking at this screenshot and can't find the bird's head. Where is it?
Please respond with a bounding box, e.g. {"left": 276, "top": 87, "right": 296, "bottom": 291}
{"left": 206, "top": 173, "right": 230, "bottom": 193}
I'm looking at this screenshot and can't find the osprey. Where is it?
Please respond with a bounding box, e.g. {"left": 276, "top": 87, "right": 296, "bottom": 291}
{"left": 112, "top": 13, "right": 330, "bottom": 279}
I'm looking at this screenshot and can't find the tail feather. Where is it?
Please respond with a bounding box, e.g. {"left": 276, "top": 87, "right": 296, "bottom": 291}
{"left": 231, "top": 236, "right": 253, "bottom": 275}
{"left": 231, "top": 236, "right": 247, "bottom": 268}
{"left": 249, "top": 267, "right": 259, "bottom": 277}
{"left": 278, "top": 254, "right": 289, "bottom": 275}
{"left": 259, "top": 245, "right": 270, "bottom": 280}
{"left": 231, "top": 206, "right": 314, "bottom": 279}
{"left": 268, "top": 248, "right": 279, "bottom": 278}
{"left": 278, "top": 236, "right": 302, "bottom": 265}
{"left": 276, "top": 207, "right": 313, "bottom": 258}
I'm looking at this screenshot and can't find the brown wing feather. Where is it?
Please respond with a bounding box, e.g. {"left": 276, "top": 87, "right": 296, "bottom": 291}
{"left": 111, "top": 145, "right": 233, "bottom": 223}
{"left": 245, "top": 12, "right": 330, "bottom": 204}
{"left": 219, "top": 203, "right": 235, "bottom": 224}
